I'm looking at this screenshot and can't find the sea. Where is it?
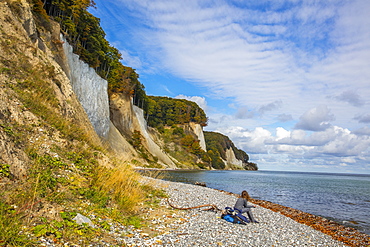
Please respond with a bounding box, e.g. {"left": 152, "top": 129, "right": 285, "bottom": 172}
{"left": 148, "top": 170, "right": 370, "bottom": 235}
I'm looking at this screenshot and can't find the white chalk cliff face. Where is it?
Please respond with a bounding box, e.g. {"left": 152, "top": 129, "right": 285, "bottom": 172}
{"left": 132, "top": 106, "right": 177, "bottom": 168}
{"left": 59, "top": 34, "right": 200, "bottom": 168}
{"left": 224, "top": 148, "right": 243, "bottom": 169}
{"left": 189, "top": 122, "right": 207, "bottom": 151}
{"left": 109, "top": 93, "right": 177, "bottom": 167}
{"left": 61, "top": 35, "right": 110, "bottom": 139}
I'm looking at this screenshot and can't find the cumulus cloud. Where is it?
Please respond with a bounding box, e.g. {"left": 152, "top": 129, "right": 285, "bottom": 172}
{"left": 295, "top": 105, "right": 335, "bottom": 131}
{"left": 175, "top": 94, "right": 208, "bottom": 111}
{"left": 315, "top": 127, "right": 369, "bottom": 157}
{"left": 216, "top": 124, "right": 370, "bottom": 171}
{"left": 92, "top": 0, "right": 370, "bottom": 173}
{"left": 221, "top": 126, "right": 273, "bottom": 154}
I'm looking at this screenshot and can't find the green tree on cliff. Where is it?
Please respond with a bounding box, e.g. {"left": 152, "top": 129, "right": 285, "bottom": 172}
{"left": 145, "top": 96, "right": 207, "bottom": 128}
{"left": 37, "top": 0, "right": 147, "bottom": 107}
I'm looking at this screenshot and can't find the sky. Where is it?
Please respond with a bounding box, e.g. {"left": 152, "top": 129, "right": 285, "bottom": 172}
{"left": 89, "top": 0, "right": 370, "bottom": 174}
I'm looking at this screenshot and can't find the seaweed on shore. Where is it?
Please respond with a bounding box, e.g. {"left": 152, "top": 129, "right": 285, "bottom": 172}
{"left": 250, "top": 198, "right": 369, "bottom": 247}
{"left": 218, "top": 190, "right": 369, "bottom": 247}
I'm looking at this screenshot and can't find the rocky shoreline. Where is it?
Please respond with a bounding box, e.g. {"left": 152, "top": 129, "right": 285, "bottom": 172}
{"left": 121, "top": 177, "right": 370, "bottom": 246}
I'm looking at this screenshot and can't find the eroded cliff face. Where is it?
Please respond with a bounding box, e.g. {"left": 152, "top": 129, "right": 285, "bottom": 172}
{"left": 109, "top": 93, "right": 135, "bottom": 137}
{"left": 188, "top": 122, "right": 207, "bottom": 151}
{"left": 0, "top": 0, "right": 251, "bottom": 170}
{"left": 61, "top": 35, "right": 110, "bottom": 139}
{"left": 132, "top": 106, "right": 177, "bottom": 168}
{"left": 224, "top": 148, "right": 243, "bottom": 169}
{"left": 0, "top": 0, "right": 102, "bottom": 178}
{"left": 109, "top": 93, "right": 177, "bottom": 167}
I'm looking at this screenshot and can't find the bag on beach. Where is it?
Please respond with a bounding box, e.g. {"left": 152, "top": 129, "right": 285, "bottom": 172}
{"left": 221, "top": 207, "right": 249, "bottom": 225}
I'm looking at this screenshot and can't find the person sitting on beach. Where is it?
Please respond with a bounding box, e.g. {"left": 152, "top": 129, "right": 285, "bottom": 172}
{"left": 234, "top": 190, "right": 259, "bottom": 223}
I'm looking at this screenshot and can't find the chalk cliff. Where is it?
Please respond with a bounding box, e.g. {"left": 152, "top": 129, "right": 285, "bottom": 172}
{"left": 0, "top": 0, "right": 102, "bottom": 179}
{"left": 224, "top": 147, "right": 244, "bottom": 169}
{"left": 59, "top": 33, "right": 251, "bottom": 169}
{"left": 61, "top": 35, "right": 110, "bottom": 139}
{"left": 189, "top": 122, "right": 207, "bottom": 152}
{"left": 0, "top": 1, "right": 256, "bottom": 245}
{"left": 108, "top": 93, "right": 177, "bottom": 167}
{"left": 0, "top": 0, "right": 256, "bottom": 170}
{"left": 59, "top": 33, "right": 176, "bottom": 167}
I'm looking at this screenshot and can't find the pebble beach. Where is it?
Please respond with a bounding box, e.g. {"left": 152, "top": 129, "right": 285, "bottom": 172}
{"left": 121, "top": 177, "right": 366, "bottom": 247}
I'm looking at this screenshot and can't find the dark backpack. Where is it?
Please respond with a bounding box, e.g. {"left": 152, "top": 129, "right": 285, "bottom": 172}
{"left": 221, "top": 207, "right": 249, "bottom": 224}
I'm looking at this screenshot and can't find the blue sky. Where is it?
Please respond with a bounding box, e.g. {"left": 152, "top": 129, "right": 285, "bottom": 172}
{"left": 90, "top": 0, "right": 370, "bottom": 174}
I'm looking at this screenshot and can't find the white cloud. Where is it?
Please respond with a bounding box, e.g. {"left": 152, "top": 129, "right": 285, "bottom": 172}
{"left": 341, "top": 157, "right": 356, "bottom": 164}
{"left": 333, "top": 90, "right": 365, "bottom": 107}
{"left": 353, "top": 126, "right": 370, "bottom": 136}
{"left": 161, "top": 85, "right": 173, "bottom": 95}
{"left": 215, "top": 124, "right": 370, "bottom": 172}
{"left": 175, "top": 94, "right": 208, "bottom": 111}
{"left": 122, "top": 0, "right": 369, "bottom": 125}
{"left": 295, "top": 105, "right": 335, "bottom": 131}
{"left": 276, "top": 127, "right": 290, "bottom": 141}
{"left": 277, "top": 113, "right": 293, "bottom": 122}
{"left": 93, "top": 0, "right": 370, "bottom": 173}
{"left": 354, "top": 114, "right": 370, "bottom": 124}
{"left": 220, "top": 126, "right": 273, "bottom": 154}
{"left": 119, "top": 50, "right": 143, "bottom": 69}
{"left": 235, "top": 106, "right": 254, "bottom": 119}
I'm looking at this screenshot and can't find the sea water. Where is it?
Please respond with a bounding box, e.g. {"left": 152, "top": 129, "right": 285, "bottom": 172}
{"left": 156, "top": 170, "right": 370, "bottom": 235}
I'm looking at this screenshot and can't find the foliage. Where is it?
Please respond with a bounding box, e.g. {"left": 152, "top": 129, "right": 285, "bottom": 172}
{"left": 181, "top": 134, "right": 203, "bottom": 156}
{"left": 244, "top": 162, "right": 258, "bottom": 170}
{"left": 127, "top": 131, "right": 162, "bottom": 168}
{"left": 0, "top": 123, "right": 14, "bottom": 136}
{"left": 159, "top": 127, "right": 203, "bottom": 168}
{"left": 207, "top": 149, "right": 225, "bottom": 169}
{"left": 131, "top": 130, "right": 143, "bottom": 150}
{"left": 0, "top": 163, "right": 11, "bottom": 178}
{"left": 204, "top": 131, "right": 249, "bottom": 162}
{"left": 204, "top": 131, "right": 257, "bottom": 170}
{"left": 36, "top": 0, "right": 147, "bottom": 107}
{"left": 123, "top": 215, "right": 143, "bottom": 229}
{"left": 94, "top": 164, "right": 144, "bottom": 213}
{"left": 146, "top": 96, "right": 208, "bottom": 128}
{"left": 0, "top": 201, "right": 33, "bottom": 246}
{"left": 32, "top": 212, "right": 97, "bottom": 242}
{"left": 0, "top": 1, "right": 177, "bottom": 245}
{"left": 31, "top": 0, "right": 50, "bottom": 20}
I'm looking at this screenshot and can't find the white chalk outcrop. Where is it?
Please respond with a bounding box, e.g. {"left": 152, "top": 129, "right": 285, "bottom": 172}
{"left": 224, "top": 147, "right": 243, "bottom": 169}
{"left": 62, "top": 35, "right": 110, "bottom": 139}
{"left": 132, "top": 106, "right": 177, "bottom": 168}
{"left": 189, "top": 122, "right": 207, "bottom": 152}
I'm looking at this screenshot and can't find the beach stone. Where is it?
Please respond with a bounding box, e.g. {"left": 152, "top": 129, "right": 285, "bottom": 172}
{"left": 73, "top": 213, "right": 95, "bottom": 228}
{"left": 129, "top": 177, "right": 348, "bottom": 247}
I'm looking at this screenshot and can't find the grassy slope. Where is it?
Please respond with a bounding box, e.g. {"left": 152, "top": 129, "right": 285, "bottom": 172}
{"left": 0, "top": 0, "right": 168, "bottom": 245}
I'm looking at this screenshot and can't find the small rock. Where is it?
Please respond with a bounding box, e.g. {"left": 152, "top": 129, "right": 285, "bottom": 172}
{"left": 72, "top": 213, "right": 95, "bottom": 228}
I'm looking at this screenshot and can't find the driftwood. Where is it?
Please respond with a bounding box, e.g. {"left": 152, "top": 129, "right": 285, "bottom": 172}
{"left": 166, "top": 198, "right": 220, "bottom": 212}
{"left": 194, "top": 181, "right": 207, "bottom": 187}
